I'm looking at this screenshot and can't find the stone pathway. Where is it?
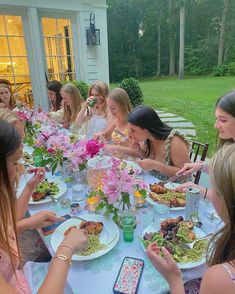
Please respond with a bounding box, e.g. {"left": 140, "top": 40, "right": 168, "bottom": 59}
{"left": 156, "top": 110, "right": 196, "bottom": 138}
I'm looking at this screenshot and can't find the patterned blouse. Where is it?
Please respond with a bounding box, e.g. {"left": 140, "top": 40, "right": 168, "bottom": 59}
{"left": 150, "top": 129, "right": 191, "bottom": 182}
{"left": 111, "top": 129, "right": 130, "bottom": 146}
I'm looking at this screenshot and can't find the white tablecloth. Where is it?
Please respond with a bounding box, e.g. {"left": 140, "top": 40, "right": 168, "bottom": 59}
{"left": 23, "top": 172, "right": 221, "bottom": 294}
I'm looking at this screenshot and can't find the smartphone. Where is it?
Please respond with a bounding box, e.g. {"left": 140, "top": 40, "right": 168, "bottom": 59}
{"left": 113, "top": 257, "right": 144, "bottom": 294}
{"left": 40, "top": 214, "right": 71, "bottom": 236}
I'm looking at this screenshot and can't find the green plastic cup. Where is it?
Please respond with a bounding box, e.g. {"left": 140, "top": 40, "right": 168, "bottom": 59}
{"left": 33, "top": 154, "right": 43, "bottom": 167}
{"left": 119, "top": 213, "right": 136, "bottom": 242}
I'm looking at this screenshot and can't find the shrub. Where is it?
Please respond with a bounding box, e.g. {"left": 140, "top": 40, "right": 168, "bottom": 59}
{"left": 119, "top": 77, "right": 143, "bottom": 107}
{"left": 212, "top": 64, "right": 229, "bottom": 77}
{"left": 64, "top": 80, "right": 89, "bottom": 99}
{"left": 228, "top": 62, "right": 235, "bottom": 76}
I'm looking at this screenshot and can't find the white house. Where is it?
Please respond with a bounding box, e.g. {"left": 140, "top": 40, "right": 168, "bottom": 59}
{"left": 0, "top": 0, "right": 109, "bottom": 109}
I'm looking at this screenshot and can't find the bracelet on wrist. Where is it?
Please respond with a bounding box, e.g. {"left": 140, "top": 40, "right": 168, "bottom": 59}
{"left": 51, "top": 254, "right": 72, "bottom": 266}
{"left": 59, "top": 245, "right": 74, "bottom": 254}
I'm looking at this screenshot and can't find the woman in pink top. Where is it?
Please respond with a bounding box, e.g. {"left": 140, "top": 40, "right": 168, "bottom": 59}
{"left": 0, "top": 119, "right": 88, "bottom": 293}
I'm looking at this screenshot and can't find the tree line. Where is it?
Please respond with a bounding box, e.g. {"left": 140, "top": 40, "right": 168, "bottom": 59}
{"left": 107, "top": 0, "right": 235, "bottom": 82}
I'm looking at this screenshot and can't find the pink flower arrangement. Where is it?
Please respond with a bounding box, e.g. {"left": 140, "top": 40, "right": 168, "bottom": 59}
{"left": 95, "top": 158, "right": 147, "bottom": 222}
{"left": 19, "top": 108, "right": 104, "bottom": 173}
{"left": 86, "top": 139, "right": 104, "bottom": 157}
{"left": 15, "top": 108, "right": 32, "bottom": 122}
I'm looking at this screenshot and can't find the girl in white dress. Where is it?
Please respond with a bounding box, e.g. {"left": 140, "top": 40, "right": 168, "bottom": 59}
{"left": 75, "top": 81, "right": 109, "bottom": 138}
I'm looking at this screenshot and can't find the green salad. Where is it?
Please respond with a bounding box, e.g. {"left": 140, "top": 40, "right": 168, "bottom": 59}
{"left": 142, "top": 218, "right": 208, "bottom": 264}
{"left": 34, "top": 180, "right": 59, "bottom": 195}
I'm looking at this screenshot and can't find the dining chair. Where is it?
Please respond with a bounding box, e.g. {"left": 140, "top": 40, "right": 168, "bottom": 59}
{"left": 190, "top": 141, "right": 209, "bottom": 184}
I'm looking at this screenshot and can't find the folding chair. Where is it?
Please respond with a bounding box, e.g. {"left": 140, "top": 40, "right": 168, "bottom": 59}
{"left": 190, "top": 141, "right": 209, "bottom": 184}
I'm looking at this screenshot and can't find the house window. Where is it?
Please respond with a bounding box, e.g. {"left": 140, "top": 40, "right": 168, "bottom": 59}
{"left": 0, "top": 15, "right": 33, "bottom": 106}
{"left": 42, "top": 18, "right": 76, "bottom": 82}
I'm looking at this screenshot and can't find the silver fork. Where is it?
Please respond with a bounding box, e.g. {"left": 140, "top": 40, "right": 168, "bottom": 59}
{"left": 70, "top": 215, "right": 88, "bottom": 222}
{"left": 46, "top": 191, "right": 58, "bottom": 202}
{"left": 183, "top": 233, "right": 212, "bottom": 249}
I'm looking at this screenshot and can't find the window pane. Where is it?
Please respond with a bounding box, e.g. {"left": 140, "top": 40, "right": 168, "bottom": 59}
{"left": 66, "top": 72, "right": 76, "bottom": 81}
{"left": 0, "top": 57, "right": 14, "bottom": 75}
{"left": 66, "top": 55, "right": 74, "bottom": 73}
{"left": 57, "top": 19, "right": 71, "bottom": 37}
{"left": 0, "top": 16, "right": 6, "bottom": 35}
{"left": 42, "top": 18, "right": 57, "bottom": 37}
{"left": 65, "top": 38, "right": 74, "bottom": 57}
{"left": 8, "top": 36, "right": 27, "bottom": 56}
{"left": 0, "top": 15, "right": 33, "bottom": 107}
{"left": 42, "top": 17, "right": 74, "bottom": 83}
{"left": 48, "top": 73, "right": 60, "bottom": 81}
{"left": 0, "top": 37, "right": 9, "bottom": 56}
{"left": 11, "top": 57, "right": 30, "bottom": 76}
{"left": 5, "top": 16, "right": 24, "bottom": 36}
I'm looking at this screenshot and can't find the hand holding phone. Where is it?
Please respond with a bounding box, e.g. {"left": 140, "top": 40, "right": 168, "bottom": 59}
{"left": 113, "top": 257, "right": 144, "bottom": 294}
{"left": 40, "top": 214, "right": 71, "bottom": 235}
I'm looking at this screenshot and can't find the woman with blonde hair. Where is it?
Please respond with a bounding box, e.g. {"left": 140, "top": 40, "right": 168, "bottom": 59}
{"left": 0, "top": 108, "right": 24, "bottom": 139}
{"left": 147, "top": 143, "right": 235, "bottom": 294}
{"left": 50, "top": 83, "right": 83, "bottom": 130}
{"left": 94, "top": 87, "right": 132, "bottom": 146}
{"left": 0, "top": 83, "right": 16, "bottom": 110}
{"left": 75, "top": 80, "right": 109, "bottom": 138}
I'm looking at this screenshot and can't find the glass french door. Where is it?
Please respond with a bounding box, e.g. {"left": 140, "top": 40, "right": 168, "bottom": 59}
{"left": 0, "top": 15, "right": 33, "bottom": 107}
{"left": 41, "top": 17, "right": 76, "bottom": 82}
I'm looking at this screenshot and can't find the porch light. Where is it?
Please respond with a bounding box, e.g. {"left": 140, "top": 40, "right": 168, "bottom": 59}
{"left": 86, "top": 12, "right": 100, "bottom": 46}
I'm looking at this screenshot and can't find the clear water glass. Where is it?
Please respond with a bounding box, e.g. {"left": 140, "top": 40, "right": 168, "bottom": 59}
{"left": 153, "top": 203, "right": 170, "bottom": 227}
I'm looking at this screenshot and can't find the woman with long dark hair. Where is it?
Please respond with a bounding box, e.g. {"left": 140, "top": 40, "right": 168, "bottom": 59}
{"left": 0, "top": 119, "right": 87, "bottom": 293}
{"left": 107, "top": 105, "right": 190, "bottom": 181}
{"left": 47, "top": 80, "right": 63, "bottom": 111}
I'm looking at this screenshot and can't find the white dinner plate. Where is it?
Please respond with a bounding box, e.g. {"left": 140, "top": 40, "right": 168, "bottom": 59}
{"left": 29, "top": 177, "right": 67, "bottom": 204}
{"left": 51, "top": 214, "right": 120, "bottom": 261}
{"left": 146, "top": 194, "right": 185, "bottom": 211}
{"left": 121, "top": 160, "right": 142, "bottom": 174}
{"left": 164, "top": 182, "right": 181, "bottom": 190}
{"left": 23, "top": 145, "right": 34, "bottom": 155}
{"left": 140, "top": 222, "right": 206, "bottom": 269}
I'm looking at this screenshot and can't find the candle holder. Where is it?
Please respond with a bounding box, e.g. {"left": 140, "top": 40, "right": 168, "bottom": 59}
{"left": 133, "top": 191, "right": 146, "bottom": 208}
{"left": 87, "top": 155, "right": 112, "bottom": 191}
{"left": 86, "top": 196, "right": 100, "bottom": 212}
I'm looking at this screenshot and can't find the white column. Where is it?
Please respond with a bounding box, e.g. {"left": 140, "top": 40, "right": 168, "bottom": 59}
{"left": 25, "top": 7, "right": 49, "bottom": 110}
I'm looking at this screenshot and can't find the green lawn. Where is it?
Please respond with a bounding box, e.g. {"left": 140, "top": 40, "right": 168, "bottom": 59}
{"left": 138, "top": 76, "right": 235, "bottom": 157}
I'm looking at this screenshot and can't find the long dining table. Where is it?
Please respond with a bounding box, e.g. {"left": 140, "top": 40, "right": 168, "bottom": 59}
{"left": 20, "top": 169, "right": 221, "bottom": 294}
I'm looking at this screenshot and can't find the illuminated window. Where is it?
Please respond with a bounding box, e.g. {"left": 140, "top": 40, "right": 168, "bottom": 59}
{"left": 42, "top": 18, "right": 76, "bottom": 82}
{"left": 0, "top": 15, "right": 33, "bottom": 106}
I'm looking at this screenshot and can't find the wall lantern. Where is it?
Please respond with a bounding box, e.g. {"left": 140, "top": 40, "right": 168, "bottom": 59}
{"left": 86, "top": 12, "right": 100, "bottom": 46}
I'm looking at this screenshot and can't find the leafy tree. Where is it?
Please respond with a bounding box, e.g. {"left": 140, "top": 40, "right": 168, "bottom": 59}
{"left": 107, "top": 0, "right": 235, "bottom": 80}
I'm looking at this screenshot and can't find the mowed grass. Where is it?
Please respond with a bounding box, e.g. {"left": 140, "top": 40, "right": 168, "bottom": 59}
{"left": 138, "top": 76, "right": 235, "bottom": 157}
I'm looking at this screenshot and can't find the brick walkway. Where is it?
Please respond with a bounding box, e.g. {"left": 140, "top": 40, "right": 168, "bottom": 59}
{"left": 156, "top": 110, "right": 196, "bottom": 138}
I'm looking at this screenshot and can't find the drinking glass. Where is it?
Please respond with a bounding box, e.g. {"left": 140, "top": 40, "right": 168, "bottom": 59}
{"left": 119, "top": 213, "right": 137, "bottom": 242}
{"left": 153, "top": 203, "right": 170, "bottom": 227}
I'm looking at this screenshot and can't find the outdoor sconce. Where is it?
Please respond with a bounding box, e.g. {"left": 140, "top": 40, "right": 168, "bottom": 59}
{"left": 86, "top": 12, "right": 100, "bottom": 46}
